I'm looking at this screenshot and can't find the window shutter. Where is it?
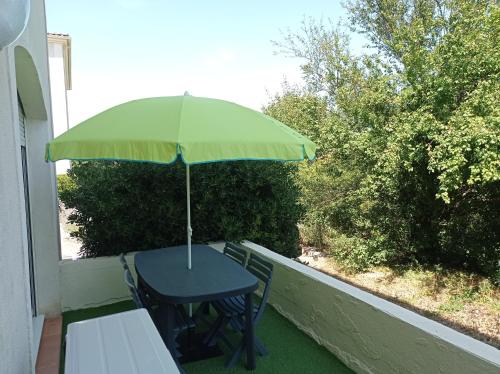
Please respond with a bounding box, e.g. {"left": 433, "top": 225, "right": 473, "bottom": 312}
{"left": 18, "top": 96, "right": 26, "bottom": 147}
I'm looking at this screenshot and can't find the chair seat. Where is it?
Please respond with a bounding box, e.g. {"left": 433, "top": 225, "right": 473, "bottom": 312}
{"left": 212, "top": 296, "right": 258, "bottom": 317}
{"left": 194, "top": 243, "right": 249, "bottom": 326}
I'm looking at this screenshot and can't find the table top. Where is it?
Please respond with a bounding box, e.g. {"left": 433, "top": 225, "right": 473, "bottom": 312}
{"left": 65, "top": 309, "right": 180, "bottom": 374}
{"left": 135, "top": 244, "right": 259, "bottom": 304}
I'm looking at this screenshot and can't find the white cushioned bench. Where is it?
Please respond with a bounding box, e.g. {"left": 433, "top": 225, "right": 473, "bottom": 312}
{"left": 65, "top": 308, "right": 180, "bottom": 374}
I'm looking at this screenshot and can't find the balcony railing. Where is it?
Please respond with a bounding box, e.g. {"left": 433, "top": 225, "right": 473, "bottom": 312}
{"left": 58, "top": 241, "right": 500, "bottom": 374}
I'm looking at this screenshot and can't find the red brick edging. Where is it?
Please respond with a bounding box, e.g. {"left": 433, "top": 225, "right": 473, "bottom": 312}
{"left": 36, "top": 317, "right": 62, "bottom": 374}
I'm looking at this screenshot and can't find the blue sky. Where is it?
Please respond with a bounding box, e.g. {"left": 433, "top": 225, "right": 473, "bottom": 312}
{"left": 46, "top": 0, "right": 365, "bottom": 124}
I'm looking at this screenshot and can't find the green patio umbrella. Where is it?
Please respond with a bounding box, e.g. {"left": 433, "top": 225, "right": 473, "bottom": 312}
{"left": 46, "top": 94, "right": 316, "bottom": 269}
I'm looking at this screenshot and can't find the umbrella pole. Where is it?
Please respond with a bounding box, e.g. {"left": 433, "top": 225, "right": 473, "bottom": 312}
{"left": 187, "top": 164, "right": 192, "bottom": 269}
{"left": 187, "top": 164, "right": 193, "bottom": 317}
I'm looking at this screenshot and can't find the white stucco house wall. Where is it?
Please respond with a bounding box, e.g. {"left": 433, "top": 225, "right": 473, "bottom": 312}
{"left": 0, "top": 1, "right": 61, "bottom": 373}
{"left": 47, "top": 33, "right": 72, "bottom": 175}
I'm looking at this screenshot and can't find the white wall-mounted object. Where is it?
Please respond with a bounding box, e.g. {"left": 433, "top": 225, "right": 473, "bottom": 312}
{"left": 0, "top": 0, "right": 30, "bottom": 49}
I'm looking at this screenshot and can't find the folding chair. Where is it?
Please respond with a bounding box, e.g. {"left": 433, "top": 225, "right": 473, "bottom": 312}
{"left": 204, "top": 253, "right": 273, "bottom": 367}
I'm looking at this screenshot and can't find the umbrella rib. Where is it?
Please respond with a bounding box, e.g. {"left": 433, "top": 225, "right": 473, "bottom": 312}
{"left": 176, "top": 95, "right": 187, "bottom": 162}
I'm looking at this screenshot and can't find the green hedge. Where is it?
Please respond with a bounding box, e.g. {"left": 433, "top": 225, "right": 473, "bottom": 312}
{"left": 57, "top": 174, "right": 76, "bottom": 196}
{"left": 59, "top": 160, "right": 302, "bottom": 258}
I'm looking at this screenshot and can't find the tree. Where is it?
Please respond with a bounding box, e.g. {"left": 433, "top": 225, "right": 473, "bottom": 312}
{"left": 268, "top": 0, "right": 500, "bottom": 278}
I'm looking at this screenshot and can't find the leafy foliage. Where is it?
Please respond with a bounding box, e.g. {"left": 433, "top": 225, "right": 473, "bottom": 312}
{"left": 269, "top": 0, "right": 499, "bottom": 278}
{"left": 57, "top": 174, "right": 76, "bottom": 196}
{"left": 59, "top": 161, "right": 302, "bottom": 258}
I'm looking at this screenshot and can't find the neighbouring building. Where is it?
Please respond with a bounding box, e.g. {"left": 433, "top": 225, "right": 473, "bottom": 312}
{"left": 47, "top": 33, "right": 72, "bottom": 175}
{"left": 0, "top": 0, "right": 61, "bottom": 372}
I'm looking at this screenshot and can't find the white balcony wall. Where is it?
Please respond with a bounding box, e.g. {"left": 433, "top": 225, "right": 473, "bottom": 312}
{"left": 59, "top": 254, "right": 135, "bottom": 311}
{"left": 59, "top": 242, "right": 499, "bottom": 374}
{"left": 242, "top": 241, "right": 500, "bottom": 374}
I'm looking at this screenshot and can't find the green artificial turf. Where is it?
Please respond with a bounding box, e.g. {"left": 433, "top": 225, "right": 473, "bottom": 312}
{"left": 61, "top": 301, "right": 353, "bottom": 374}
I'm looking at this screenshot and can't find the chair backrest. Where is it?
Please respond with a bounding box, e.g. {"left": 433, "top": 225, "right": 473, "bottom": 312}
{"left": 119, "top": 253, "right": 129, "bottom": 270}
{"left": 123, "top": 268, "right": 144, "bottom": 309}
{"left": 223, "top": 242, "right": 248, "bottom": 266}
{"left": 246, "top": 253, "right": 273, "bottom": 323}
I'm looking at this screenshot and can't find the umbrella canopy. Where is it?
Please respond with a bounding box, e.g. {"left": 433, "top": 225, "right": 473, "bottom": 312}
{"left": 46, "top": 95, "right": 317, "bottom": 272}
{"left": 46, "top": 95, "right": 316, "bottom": 165}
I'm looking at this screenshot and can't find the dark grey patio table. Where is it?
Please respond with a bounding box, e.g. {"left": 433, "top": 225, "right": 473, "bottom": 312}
{"left": 134, "top": 244, "right": 259, "bottom": 370}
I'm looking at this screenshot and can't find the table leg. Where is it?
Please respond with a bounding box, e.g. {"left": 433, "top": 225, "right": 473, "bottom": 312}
{"left": 161, "top": 302, "right": 177, "bottom": 357}
{"left": 244, "top": 292, "right": 255, "bottom": 370}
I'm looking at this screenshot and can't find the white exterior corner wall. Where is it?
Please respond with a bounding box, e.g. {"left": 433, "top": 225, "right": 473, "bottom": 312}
{"left": 0, "top": 1, "right": 61, "bottom": 372}
{"left": 241, "top": 241, "right": 500, "bottom": 374}
{"left": 47, "top": 34, "right": 71, "bottom": 174}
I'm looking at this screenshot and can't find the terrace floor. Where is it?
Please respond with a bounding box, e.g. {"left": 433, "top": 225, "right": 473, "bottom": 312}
{"left": 60, "top": 301, "right": 353, "bottom": 374}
